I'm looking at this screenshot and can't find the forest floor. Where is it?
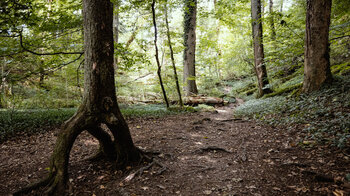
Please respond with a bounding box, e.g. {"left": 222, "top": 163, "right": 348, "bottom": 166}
{"left": 1, "top": 102, "right": 350, "bottom": 196}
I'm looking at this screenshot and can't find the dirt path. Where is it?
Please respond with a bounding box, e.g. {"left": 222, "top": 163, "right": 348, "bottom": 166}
{"left": 1, "top": 104, "right": 349, "bottom": 195}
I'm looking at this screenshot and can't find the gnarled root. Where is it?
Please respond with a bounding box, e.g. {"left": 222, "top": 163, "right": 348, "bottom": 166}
{"left": 13, "top": 109, "right": 144, "bottom": 195}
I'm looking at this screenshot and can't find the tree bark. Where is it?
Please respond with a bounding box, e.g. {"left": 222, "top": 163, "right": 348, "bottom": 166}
{"left": 251, "top": 0, "right": 272, "bottom": 97}
{"left": 113, "top": 0, "right": 120, "bottom": 68}
{"left": 269, "top": 0, "right": 276, "bottom": 40}
{"left": 152, "top": 0, "right": 169, "bottom": 108}
{"left": 14, "top": 0, "right": 141, "bottom": 194}
{"left": 302, "top": 0, "right": 332, "bottom": 93}
{"left": 183, "top": 0, "right": 198, "bottom": 96}
{"left": 280, "top": 0, "right": 283, "bottom": 12}
{"left": 165, "top": 2, "right": 183, "bottom": 107}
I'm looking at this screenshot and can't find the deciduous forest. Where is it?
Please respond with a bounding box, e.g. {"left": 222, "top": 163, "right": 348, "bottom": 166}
{"left": 0, "top": 0, "right": 349, "bottom": 195}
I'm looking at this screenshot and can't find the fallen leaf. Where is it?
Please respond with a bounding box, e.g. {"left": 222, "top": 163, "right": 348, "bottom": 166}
{"left": 97, "top": 175, "right": 105, "bottom": 180}
{"left": 100, "top": 185, "right": 105, "bottom": 189}
{"left": 232, "top": 178, "right": 243, "bottom": 183}
{"left": 333, "top": 189, "right": 344, "bottom": 196}
{"left": 141, "top": 186, "right": 149, "bottom": 190}
{"left": 124, "top": 173, "right": 135, "bottom": 182}
{"left": 203, "top": 190, "right": 212, "bottom": 195}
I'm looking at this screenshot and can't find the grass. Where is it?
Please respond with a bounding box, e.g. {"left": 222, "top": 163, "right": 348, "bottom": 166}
{"left": 0, "top": 104, "right": 189, "bottom": 143}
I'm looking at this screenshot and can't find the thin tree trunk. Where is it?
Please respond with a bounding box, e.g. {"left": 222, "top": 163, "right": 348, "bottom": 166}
{"left": 302, "top": 0, "right": 332, "bottom": 93}
{"left": 113, "top": 0, "right": 120, "bottom": 68}
{"left": 214, "top": 0, "right": 222, "bottom": 79}
{"left": 280, "top": 0, "right": 283, "bottom": 12}
{"left": 261, "top": 0, "right": 265, "bottom": 16}
{"left": 0, "top": 60, "right": 4, "bottom": 108}
{"left": 183, "top": 0, "right": 198, "bottom": 96}
{"left": 14, "top": 0, "right": 141, "bottom": 194}
{"left": 251, "top": 0, "right": 272, "bottom": 97}
{"left": 152, "top": 0, "right": 169, "bottom": 108}
{"left": 164, "top": 2, "right": 183, "bottom": 107}
{"left": 269, "top": 0, "right": 276, "bottom": 40}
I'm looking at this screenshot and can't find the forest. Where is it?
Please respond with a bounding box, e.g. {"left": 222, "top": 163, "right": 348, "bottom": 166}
{"left": 0, "top": 0, "right": 349, "bottom": 195}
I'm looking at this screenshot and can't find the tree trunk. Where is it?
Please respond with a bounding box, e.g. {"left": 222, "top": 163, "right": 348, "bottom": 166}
{"left": 280, "top": 0, "right": 283, "bottom": 12}
{"left": 251, "top": 0, "right": 272, "bottom": 97}
{"left": 165, "top": 2, "right": 183, "bottom": 107}
{"left": 152, "top": 0, "right": 169, "bottom": 108}
{"left": 269, "top": 0, "right": 276, "bottom": 40}
{"left": 183, "top": 0, "right": 198, "bottom": 96}
{"left": 113, "top": 0, "right": 120, "bottom": 68}
{"left": 302, "top": 0, "right": 332, "bottom": 93}
{"left": 14, "top": 0, "right": 141, "bottom": 194}
{"left": 214, "top": 0, "right": 222, "bottom": 79}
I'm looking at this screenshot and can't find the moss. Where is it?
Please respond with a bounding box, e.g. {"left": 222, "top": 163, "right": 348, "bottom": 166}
{"left": 241, "top": 87, "right": 258, "bottom": 96}
{"left": 331, "top": 62, "right": 350, "bottom": 75}
{"left": 263, "top": 83, "right": 302, "bottom": 98}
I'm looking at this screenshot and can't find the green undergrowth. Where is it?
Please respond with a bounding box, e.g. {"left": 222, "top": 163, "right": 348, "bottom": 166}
{"left": 235, "top": 75, "right": 350, "bottom": 149}
{"left": 0, "top": 104, "right": 191, "bottom": 143}
{"left": 0, "top": 108, "right": 76, "bottom": 143}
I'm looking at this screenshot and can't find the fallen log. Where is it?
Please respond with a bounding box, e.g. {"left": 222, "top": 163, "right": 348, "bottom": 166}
{"left": 184, "top": 96, "right": 225, "bottom": 106}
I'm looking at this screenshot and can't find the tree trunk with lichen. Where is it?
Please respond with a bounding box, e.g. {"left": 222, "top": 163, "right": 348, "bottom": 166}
{"left": 302, "top": 0, "right": 332, "bottom": 93}
{"left": 251, "top": 0, "right": 272, "bottom": 97}
{"left": 183, "top": 0, "right": 198, "bottom": 96}
{"left": 14, "top": 0, "right": 141, "bottom": 195}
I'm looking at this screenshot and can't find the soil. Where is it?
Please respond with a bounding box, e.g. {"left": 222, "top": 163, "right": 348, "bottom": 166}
{"left": 1, "top": 102, "right": 350, "bottom": 196}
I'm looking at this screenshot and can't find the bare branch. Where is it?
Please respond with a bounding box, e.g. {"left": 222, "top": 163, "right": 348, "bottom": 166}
{"left": 19, "top": 32, "right": 83, "bottom": 56}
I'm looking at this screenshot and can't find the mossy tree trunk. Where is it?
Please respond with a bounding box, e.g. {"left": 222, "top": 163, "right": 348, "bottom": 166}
{"left": 251, "top": 0, "right": 272, "bottom": 97}
{"left": 302, "top": 0, "right": 332, "bottom": 93}
{"left": 183, "top": 0, "right": 198, "bottom": 96}
{"left": 14, "top": 0, "right": 141, "bottom": 195}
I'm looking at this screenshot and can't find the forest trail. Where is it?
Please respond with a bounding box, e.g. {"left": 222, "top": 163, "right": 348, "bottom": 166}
{"left": 0, "top": 103, "right": 349, "bottom": 195}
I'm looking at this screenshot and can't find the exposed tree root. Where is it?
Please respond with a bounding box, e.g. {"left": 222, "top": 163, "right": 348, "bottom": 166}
{"left": 13, "top": 176, "right": 51, "bottom": 196}
{"left": 121, "top": 157, "right": 167, "bottom": 184}
{"left": 14, "top": 107, "right": 143, "bottom": 195}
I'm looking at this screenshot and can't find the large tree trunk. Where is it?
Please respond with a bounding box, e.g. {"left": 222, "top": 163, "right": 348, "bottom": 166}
{"left": 302, "top": 0, "right": 332, "bottom": 93}
{"left": 251, "top": 0, "right": 272, "bottom": 97}
{"left": 165, "top": 2, "right": 183, "bottom": 107}
{"left": 14, "top": 0, "right": 141, "bottom": 195}
{"left": 183, "top": 0, "right": 198, "bottom": 96}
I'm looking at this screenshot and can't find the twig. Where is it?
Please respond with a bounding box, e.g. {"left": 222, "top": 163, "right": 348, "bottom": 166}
{"left": 19, "top": 31, "right": 83, "bottom": 56}
{"left": 196, "top": 146, "right": 232, "bottom": 154}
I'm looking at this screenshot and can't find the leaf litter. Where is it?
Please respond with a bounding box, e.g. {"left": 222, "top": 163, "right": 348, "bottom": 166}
{"left": 0, "top": 103, "right": 349, "bottom": 195}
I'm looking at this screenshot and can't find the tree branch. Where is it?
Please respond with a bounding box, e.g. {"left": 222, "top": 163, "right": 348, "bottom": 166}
{"left": 19, "top": 32, "right": 83, "bottom": 56}
{"left": 331, "top": 35, "right": 350, "bottom": 41}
